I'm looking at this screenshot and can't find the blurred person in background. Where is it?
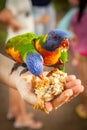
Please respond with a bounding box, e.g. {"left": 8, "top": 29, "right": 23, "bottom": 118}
{"left": 31, "top": 0, "right": 56, "bottom": 35}
{"left": 0, "top": 0, "right": 42, "bottom": 128}
{"left": 57, "top": 0, "right": 87, "bottom": 119}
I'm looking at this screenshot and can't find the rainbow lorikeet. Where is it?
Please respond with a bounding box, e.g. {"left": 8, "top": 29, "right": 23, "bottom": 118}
{"left": 6, "top": 29, "right": 69, "bottom": 78}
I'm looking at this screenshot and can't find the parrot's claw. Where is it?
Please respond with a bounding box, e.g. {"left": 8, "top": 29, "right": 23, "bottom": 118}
{"left": 21, "top": 63, "right": 27, "bottom": 68}
{"left": 20, "top": 68, "right": 28, "bottom": 75}
{"left": 10, "top": 63, "right": 21, "bottom": 74}
{"left": 10, "top": 63, "right": 27, "bottom": 75}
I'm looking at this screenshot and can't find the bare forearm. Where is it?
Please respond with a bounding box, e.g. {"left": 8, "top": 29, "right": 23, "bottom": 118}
{"left": 0, "top": 54, "right": 37, "bottom": 105}
{"left": 0, "top": 54, "right": 84, "bottom": 111}
{"left": 0, "top": 54, "right": 23, "bottom": 89}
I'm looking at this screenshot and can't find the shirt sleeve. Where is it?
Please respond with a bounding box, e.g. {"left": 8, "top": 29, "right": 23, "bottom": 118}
{"left": 57, "top": 8, "right": 77, "bottom": 38}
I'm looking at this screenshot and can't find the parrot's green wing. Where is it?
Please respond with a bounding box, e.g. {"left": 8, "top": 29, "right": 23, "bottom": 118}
{"left": 6, "top": 32, "right": 38, "bottom": 49}
{"left": 6, "top": 32, "right": 39, "bottom": 62}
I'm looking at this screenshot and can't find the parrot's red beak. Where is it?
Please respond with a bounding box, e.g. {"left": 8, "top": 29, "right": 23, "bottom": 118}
{"left": 60, "top": 38, "right": 69, "bottom": 50}
{"left": 38, "top": 74, "right": 44, "bottom": 80}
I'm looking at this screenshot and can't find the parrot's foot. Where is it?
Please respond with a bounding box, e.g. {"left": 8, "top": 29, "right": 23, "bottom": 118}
{"left": 21, "top": 63, "right": 27, "bottom": 68}
{"left": 10, "top": 63, "right": 28, "bottom": 75}
{"left": 20, "top": 68, "right": 28, "bottom": 75}
{"left": 20, "top": 63, "right": 28, "bottom": 75}
{"left": 10, "top": 63, "right": 21, "bottom": 74}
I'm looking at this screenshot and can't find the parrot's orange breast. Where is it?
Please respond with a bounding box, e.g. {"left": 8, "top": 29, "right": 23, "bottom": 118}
{"left": 35, "top": 40, "right": 61, "bottom": 66}
{"left": 6, "top": 47, "right": 23, "bottom": 63}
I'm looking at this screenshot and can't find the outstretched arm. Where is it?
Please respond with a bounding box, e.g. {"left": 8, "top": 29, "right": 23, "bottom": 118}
{"left": 0, "top": 53, "right": 84, "bottom": 112}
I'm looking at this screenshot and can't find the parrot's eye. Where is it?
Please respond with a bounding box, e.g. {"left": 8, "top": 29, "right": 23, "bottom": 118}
{"left": 53, "top": 34, "right": 59, "bottom": 40}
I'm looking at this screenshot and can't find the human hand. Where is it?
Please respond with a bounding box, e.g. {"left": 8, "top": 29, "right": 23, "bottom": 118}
{"left": 9, "top": 18, "right": 23, "bottom": 32}
{"left": 0, "top": 9, "right": 23, "bottom": 31}
{"left": 22, "top": 72, "right": 84, "bottom": 113}
{"left": 44, "top": 75, "right": 84, "bottom": 112}
{"left": 15, "top": 72, "right": 38, "bottom": 105}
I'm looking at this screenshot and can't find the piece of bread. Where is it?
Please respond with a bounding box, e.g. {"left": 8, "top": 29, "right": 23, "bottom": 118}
{"left": 33, "top": 68, "right": 67, "bottom": 113}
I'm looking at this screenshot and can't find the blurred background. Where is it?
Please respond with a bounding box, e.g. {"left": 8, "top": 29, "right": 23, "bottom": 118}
{"left": 0, "top": 0, "right": 87, "bottom": 130}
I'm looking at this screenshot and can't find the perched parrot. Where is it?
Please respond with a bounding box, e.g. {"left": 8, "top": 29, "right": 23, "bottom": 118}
{"left": 6, "top": 29, "right": 69, "bottom": 79}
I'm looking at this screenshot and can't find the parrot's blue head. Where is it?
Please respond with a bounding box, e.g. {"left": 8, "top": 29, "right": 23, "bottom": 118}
{"left": 26, "top": 52, "right": 43, "bottom": 77}
{"left": 44, "top": 29, "right": 69, "bottom": 51}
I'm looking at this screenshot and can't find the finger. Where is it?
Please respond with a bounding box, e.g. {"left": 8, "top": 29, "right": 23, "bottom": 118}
{"left": 71, "top": 85, "right": 84, "bottom": 95}
{"left": 67, "top": 85, "right": 84, "bottom": 102}
{"left": 45, "top": 102, "right": 53, "bottom": 112}
{"left": 65, "top": 79, "right": 81, "bottom": 89}
{"left": 51, "top": 89, "right": 73, "bottom": 109}
{"left": 66, "top": 75, "right": 76, "bottom": 82}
